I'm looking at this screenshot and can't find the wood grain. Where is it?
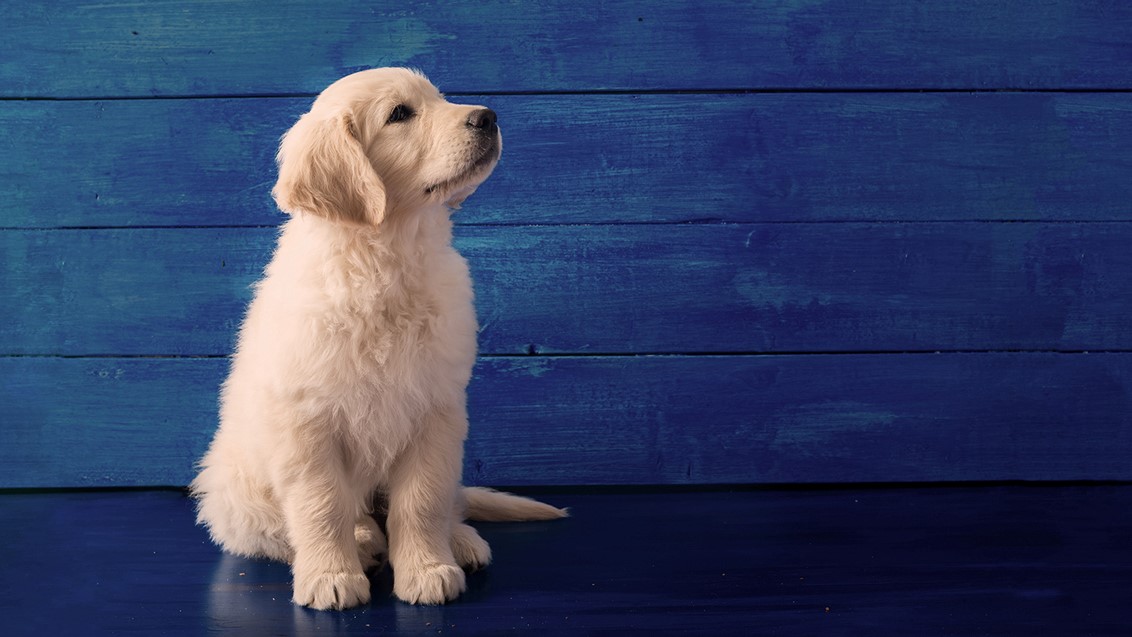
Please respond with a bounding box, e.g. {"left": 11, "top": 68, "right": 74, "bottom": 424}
{"left": 3, "top": 224, "right": 1132, "bottom": 357}
{"left": 2, "top": 354, "right": 1130, "bottom": 488}
{"left": 3, "top": 488, "right": 1131, "bottom": 635}
{"left": 4, "top": 1, "right": 1131, "bottom": 97}
{"left": 4, "top": 0, "right": 1131, "bottom": 491}
{"left": 4, "top": 93, "right": 1132, "bottom": 227}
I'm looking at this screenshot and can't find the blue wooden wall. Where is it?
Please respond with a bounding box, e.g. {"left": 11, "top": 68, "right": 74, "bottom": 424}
{"left": 2, "top": 1, "right": 1131, "bottom": 488}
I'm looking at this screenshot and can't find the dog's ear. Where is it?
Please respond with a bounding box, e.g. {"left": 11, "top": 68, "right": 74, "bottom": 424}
{"left": 272, "top": 111, "right": 386, "bottom": 226}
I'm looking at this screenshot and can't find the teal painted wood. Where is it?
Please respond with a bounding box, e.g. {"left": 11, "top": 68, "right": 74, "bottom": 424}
{"left": 4, "top": 93, "right": 1132, "bottom": 228}
{"left": 468, "top": 354, "right": 1132, "bottom": 484}
{"left": 0, "top": 358, "right": 223, "bottom": 488}
{"left": 2, "top": 354, "right": 1130, "bottom": 488}
{"left": 3, "top": 224, "right": 1132, "bottom": 357}
{"left": 4, "top": 1, "right": 1131, "bottom": 97}
{"left": 3, "top": 0, "right": 1131, "bottom": 493}
{"left": 467, "top": 223, "right": 1132, "bottom": 354}
{"left": 0, "top": 228, "right": 269, "bottom": 356}
{"left": 0, "top": 98, "right": 293, "bottom": 228}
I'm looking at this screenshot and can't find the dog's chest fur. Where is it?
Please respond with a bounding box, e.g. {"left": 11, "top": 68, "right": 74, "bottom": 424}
{"left": 229, "top": 212, "right": 477, "bottom": 454}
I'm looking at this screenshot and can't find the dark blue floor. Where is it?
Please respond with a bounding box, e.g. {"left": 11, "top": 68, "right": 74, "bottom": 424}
{"left": 1, "top": 485, "right": 1130, "bottom": 636}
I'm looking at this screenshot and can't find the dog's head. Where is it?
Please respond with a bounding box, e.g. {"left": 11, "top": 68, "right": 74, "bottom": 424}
{"left": 272, "top": 68, "right": 501, "bottom": 226}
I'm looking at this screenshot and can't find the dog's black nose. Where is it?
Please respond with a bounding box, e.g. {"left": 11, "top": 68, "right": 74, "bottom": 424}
{"left": 467, "top": 108, "right": 497, "bottom": 132}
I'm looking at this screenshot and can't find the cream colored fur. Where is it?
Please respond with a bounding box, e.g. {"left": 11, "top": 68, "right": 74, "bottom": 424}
{"left": 190, "top": 68, "right": 565, "bottom": 611}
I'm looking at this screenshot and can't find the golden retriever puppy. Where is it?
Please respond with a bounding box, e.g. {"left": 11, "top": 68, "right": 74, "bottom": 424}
{"left": 191, "top": 68, "right": 565, "bottom": 610}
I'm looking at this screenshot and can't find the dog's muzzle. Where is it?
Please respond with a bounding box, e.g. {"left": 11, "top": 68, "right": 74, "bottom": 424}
{"left": 425, "top": 110, "right": 501, "bottom": 197}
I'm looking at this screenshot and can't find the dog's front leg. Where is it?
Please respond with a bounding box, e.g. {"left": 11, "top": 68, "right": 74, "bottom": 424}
{"left": 387, "top": 405, "right": 467, "bottom": 604}
{"left": 282, "top": 454, "right": 371, "bottom": 610}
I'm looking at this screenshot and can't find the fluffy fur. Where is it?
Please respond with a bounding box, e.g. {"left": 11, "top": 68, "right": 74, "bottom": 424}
{"left": 191, "top": 68, "right": 565, "bottom": 611}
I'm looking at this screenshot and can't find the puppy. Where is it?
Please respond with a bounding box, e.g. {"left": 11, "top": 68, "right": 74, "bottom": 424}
{"left": 191, "top": 68, "right": 565, "bottom": 610}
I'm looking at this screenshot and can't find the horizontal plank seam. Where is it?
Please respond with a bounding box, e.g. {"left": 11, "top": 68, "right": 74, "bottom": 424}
{"left": 445, "top": 480, "right": 1132, "bottom": 495}
{"left": 5, "top": 87, "right": 1132, "bottom": 101}
{"left": 7, "top": 219, "right": 1132, "bottom": 232}
{"left": 487, "top": 350, "right": 1132, "bottom": 357}
{"left": 443, "top": 87, "right": 1132, "bottom": 96}
{"left": 0, "top": 225, "right": 283, "bottom": 231}
{"left": 3, "top": 479, "right": 1131, "bottom": 496}
{"left": 3, "top": 350, "right": 1131, "bottom": 360}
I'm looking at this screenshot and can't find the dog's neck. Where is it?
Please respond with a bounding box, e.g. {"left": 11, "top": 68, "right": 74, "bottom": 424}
{"left": 380, "top": 202, "right": 455, "bottom": 255}
{"left": 285, "top": 202, "right": 455, "bottom": 262}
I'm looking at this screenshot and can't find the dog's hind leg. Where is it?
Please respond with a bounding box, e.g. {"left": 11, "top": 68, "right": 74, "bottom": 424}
{"left": 355, "top": 515, "right": 387, "bottom": 572}
{"left": 450, "top": 522, "right": 491, "bottom": 571}
{"left": 191, "top": 461, "right": 294, "bottom": 563}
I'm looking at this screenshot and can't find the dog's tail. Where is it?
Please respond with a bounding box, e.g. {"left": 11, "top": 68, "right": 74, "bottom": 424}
{"left": 462, "top": 486, "right": 569, "bottom": 522}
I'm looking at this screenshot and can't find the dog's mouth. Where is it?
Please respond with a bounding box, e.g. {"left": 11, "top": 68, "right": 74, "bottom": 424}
{"left": 424, "top": 143, "right": 501, "bottom": 203}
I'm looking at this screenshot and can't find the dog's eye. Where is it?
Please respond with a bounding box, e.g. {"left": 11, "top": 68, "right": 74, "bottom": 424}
{"left": 387, "top": 104, "right": 415, "bottom": 124}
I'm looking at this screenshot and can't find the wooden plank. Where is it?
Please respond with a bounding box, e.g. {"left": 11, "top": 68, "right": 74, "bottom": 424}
{"left": 4, "top": 1, "right": 1132, "bottom": 97}
{"left": 0, "top": 228, "right": 268, "bottom": 356}
{"left": 2, "top": 354, "right": 1131, "bottom": 488}
{"left": 2, "top": 488, "right": 1131, "bottom": 635}
{"left": 0, "top": 99, "right": 295, "bottom": 228}
{"left": 4, "top": 224, "right": 1132, "bottom": 356}
{"left": 465, "top": 223, "right": 1132, "bottom": 354}
{"left": 4, "top": 93, "right": 1132, "bottom": 228}
{"left": 0, "top": 358, "right": 224, "bottom": 488}
{"left": 467, "top": 355, "right": 1132, "bottom": 485}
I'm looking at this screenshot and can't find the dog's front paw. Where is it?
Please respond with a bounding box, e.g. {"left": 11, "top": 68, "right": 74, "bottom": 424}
{"left": 293, "top": 570, "right": 371, "bottom": 610}
{"left": 393, "top": 562, "right": 465, "bottom": 605}
{"left": 451, "top": 523, "right": 491, "bottom": 571}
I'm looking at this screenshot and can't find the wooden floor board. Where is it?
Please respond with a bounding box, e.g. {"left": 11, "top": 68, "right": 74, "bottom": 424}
{"left": 1, "top": 486, "right": 1129, "bottom": 635}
